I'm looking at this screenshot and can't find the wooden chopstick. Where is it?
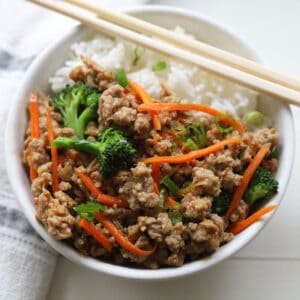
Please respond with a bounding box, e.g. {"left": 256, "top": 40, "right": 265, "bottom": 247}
{"left": 29, "top": 0, "right": 300, "bottom": 106}
{"left": 65, "top": 0, "right": 300, "bottom": 93}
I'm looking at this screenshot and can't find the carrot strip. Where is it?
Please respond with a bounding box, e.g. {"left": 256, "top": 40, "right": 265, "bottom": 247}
{"left": 138, "top": 103, "right": 245, "bottom": 133}
{"left": 129, "top": 80, "right": 161, "bottom": 131}
{"left": 168, "top": 197, "right": 180, "bottom": 207}
{"left": 76, "top": 170, "right": 128, "bottom": 207}
{"left": 225, "top": 143, "right": 271, "bottom": 218}
{"left": 144, "top": 138, "right": 241, "bottom": 164}
{"left": 152, "top": 163, "right": 160, "bottom": 194}
{"left": 46, "top": 106, "right": 59, "bottom": 194}
{"left": 79, "top": 219, "right": 112, "bottom": 251}
{"left": 29, "top": 94, "right": 40, "bottom": 138}
{"left": 95, "top": 212, "right": 157, "bottom": 256}
{"left": 150, "top": 133, "right": 161, "bottom": 145}
{"left": 230, "top": 205, "right": 277, "bottom": 234}
{"left": 29, "top": 94, "right": 40, "bottom": 181}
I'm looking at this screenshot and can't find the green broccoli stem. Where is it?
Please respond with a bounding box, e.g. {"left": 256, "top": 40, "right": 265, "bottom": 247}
{"left": 64, "top": 91, "right": 83, "bottom": 138}
{"left": 77, "top": 107, "right": 96, "bottom": 138}
{"left": 52, "top": 137, "right": 99, "bottom": 154}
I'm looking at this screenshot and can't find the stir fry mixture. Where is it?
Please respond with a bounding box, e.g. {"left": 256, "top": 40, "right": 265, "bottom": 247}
{"left": 23, "top": 57, "right": 279, "bottom": 268}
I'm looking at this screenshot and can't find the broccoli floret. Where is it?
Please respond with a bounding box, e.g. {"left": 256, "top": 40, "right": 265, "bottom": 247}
{"left": 244, "top": 166, "right": 278, "bottom": 206}
{"left": 53, "top": 128, "right": 136, "bottom": 178}
{"left": 211, "top": 191, "right": 231, "bottom": 216}
{"left": 51, "top": 82, "right": 100, "bottom": 139}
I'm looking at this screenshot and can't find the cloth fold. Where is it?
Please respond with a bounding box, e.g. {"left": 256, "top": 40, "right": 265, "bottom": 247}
{"left": 0, "top": 0, "right": 148, "bottom": 299}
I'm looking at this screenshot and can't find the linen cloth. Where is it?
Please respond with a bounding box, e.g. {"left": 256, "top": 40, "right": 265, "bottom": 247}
{"left": 0, "top": 0, "right": 147, "bottom": 299}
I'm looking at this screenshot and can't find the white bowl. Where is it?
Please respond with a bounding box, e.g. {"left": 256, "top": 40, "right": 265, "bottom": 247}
{"left": 5, "top": 6, "right": 295, "bottom": 280}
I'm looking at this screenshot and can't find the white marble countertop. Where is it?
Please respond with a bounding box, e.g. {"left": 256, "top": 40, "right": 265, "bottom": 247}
{"left": 48, "top": 1, "right": 300, "bottom": 299}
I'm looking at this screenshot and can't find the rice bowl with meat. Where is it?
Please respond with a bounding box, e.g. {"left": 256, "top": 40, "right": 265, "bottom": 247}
{"left": 22, "top": 27, "right": 280, "bottom": 269}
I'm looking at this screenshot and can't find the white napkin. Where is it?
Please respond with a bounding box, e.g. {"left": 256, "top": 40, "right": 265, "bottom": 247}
{"left": 0, "top": 0, "right": 148, "bottom": 299}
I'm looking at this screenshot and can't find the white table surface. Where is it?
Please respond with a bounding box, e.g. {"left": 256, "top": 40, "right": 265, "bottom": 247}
{"left": 48, "top": 1, "right": 300, "bottom": 299}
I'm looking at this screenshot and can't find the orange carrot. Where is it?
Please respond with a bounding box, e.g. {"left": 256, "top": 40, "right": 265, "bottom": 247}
{"left": 225, "top": 143, "right": 271, "bottom": 218}
{"left": 150, "top": 133, "right": 161, "bottom": 145}
{"left": 76, "top": 170, "right": 128, "bottom": 207}
{"left": 138, "top": 103, "right": 245, "bottom": 133}
{"left": 168, "top": 197, "right": 180, "bottom": 207}
{"left": 95, "top": 212, "right": 157, "bottom": 256}
{"left": 79, "top": 219, "right": 112, "bottom": 251}
{"left": 152, "top": 163, "right": 160, "bottom": 194}
{"left": 29, "top": 94, "right": 40, "bottom": 181}
{"left": 29, "top": 94, "right": 40, "bottom": 138}
{"left": 46, "top": 106, "right": 59, "bottom": 194}
{"left": 129, "top": 80, "right": 161, "bottom": 131}
{"left": 230, "top": 205, "right": 277, "bottom": 234}
{"left": 144, "top": 138, "right": 241, "bottom": 164}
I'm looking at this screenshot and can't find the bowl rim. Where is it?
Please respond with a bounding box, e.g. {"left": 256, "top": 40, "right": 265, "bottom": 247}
{"left": 4, "top": 5, "right": 295, "bottom": 280}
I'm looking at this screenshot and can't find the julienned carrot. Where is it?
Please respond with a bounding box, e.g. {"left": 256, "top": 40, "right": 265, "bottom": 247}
{"left": 152, "top": 163, "right": 160, "bottom": 194}
{"left": 29, "top": 94, "right": 40, "bottom": 181}
{"left": 225, "top": 143, "right": 271, "bottom": 218}
{"left": 79, "top": 219, "right": 112, "bottom": 251}
{"left": 144, "top": 138, "right": 241, "bottom": 164}
{"left": 29, "top": 94, "right": 40, "bottom": 138}
{"left": 46, "top": 106, "right": 59, "bottom": 194}
{"left": 230, "top": 205, "right": 277, "bottom": 234}
{"left": 129, "top": 80, "right": 161, "bottom": 131}
{"left": 168, "top": 197, "right": 180, "bottom": 207}
{"left": 151, "top": 133, "right": 161, "bottom": 145}
{"left": 95, "top": 212, "right": 157, "bottom": 256}
{"left": 138, "top": 103, "right": 245, "bottom": 133}
{"left": 76, "top": 170, "right": 128, "bottom": 207}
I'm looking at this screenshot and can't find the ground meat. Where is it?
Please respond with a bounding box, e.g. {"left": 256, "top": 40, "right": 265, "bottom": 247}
{"left": 55, "top": 127, "right": 75, "bottom": 138}
{"left": 31, "top": 162, "right": 52, "bottom": 197}
{"left": 58, "top": 160, "right": 75, "bottom": 182}
{"left": 69, "top": 56, "right": 114, "bottom": 91}
{"left": 23, "top": 138, "right": 49, "bottom": 167}
{"left": 85, "top": 121, "right": 99, "bottom": 137}
{"left": 182, "top": 194, "right": 212, "bottom": 221}
{"left": 34, "top": 189, "right": 75, "bottom": 240}
{"left": 229, "top": 200, "right": 249, "bottom": 223}
{"left": 134, "top": 113, "right": 152, "bottom": 139}
{"left": 118, "top": 162, "right": 159, "bottom": 211}
{"left": 252, "top": 127, "right": 278, "bottom": 147}
{"left": 172, "top": 163, "right": 193, "bottom": 185}
{"left": 165, "top": 223, "right": 185, "bottom": 253}
{"left": 153, "top": 139, "right": 173, "bottom": 156}
{"left": 185, "top": 167, "right": 221, "bottom": 197}
{"left": 185, "top": 214, "right": 225, "bottom": 256}
{"left": 216, "top": 168, "right": 242, "bottom": 192}
{"left": 138, "top": 213, "right": 173, "bottom": 242}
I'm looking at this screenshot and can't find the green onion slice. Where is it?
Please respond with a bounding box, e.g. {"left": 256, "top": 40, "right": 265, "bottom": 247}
{"left": 162, "top": 176, "right": 180, "bottom": 196}
{"left": 159, "top": 188, "right": 168, "bottom": 209}
{"left": 132, "top": 46, "right": 141, "bottom": 66}
{"left": 152, "top": 61, "right": 167, "bottom": 72}
{"left": 214, "top": 113, "right": 236, "bottom": 133}
{"left": 168, "top": 209, "right": 183, "bottom": 225}
{"left": 183, "top": 138, "right": 198, "bottom": 150}
{"left": 269, "top": 146, "right": 278, "bottom": 159}
{"left": 114, "top": 69, "right": 129, "bottom": 87}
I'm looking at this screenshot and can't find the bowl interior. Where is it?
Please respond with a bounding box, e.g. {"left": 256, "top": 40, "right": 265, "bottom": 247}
{"left": 5, "top": 6, "right": 294, "bottom": 280}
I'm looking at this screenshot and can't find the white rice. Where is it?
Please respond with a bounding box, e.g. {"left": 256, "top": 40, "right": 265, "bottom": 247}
{"left": 49, "top": 27, "right": 258, "bottom": 119}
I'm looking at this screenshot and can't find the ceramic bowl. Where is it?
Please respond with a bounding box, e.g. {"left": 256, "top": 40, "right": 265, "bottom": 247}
{"left": 5, "top": 5, "right": 295, "bottom": 280}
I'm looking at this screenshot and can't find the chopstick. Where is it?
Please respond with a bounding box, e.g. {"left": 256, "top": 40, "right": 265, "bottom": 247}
{"left": 28, "top": 0, "right": 300, "bottom": 106}
{"left": 65, "top": 0, "right": 300, "bottom": 93}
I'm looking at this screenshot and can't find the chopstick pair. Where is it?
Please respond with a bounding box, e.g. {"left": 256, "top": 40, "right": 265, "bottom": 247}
{"left": 29, "top": 0, "right": 300, "bottom": 106}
